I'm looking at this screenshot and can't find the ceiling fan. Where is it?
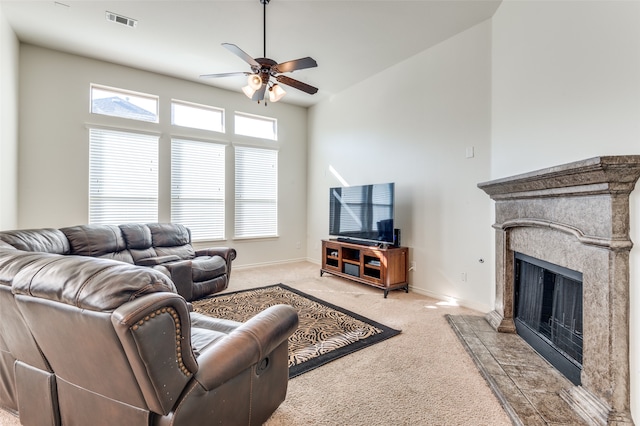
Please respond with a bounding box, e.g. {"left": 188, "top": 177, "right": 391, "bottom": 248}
{"left": 200, "top": 0, "right": 318, "bottom": 104}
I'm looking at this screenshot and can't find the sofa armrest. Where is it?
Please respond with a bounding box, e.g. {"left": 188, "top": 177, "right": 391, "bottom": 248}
{"left": 194, "top": 304, "right": 298, "bottom": 390}
{"left": 135, "top": 255, "right": 181, "bottom": 267}
{"left": 195, "top": 247, "right": 236, "bottom": 279}
{"left": 112, "top": 292, "right": 199, "bottom": 415}
{"left": 157, "top": 259, "right": 193, "bottom": 301}
{"left": 195, "top": 247, "right": 237, "bottom": 262}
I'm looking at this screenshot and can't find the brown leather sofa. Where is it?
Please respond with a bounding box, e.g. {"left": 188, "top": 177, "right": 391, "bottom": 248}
{"left": 0, "top": 223, "right": 237, "bottom": 301}
{"left": 0, "top": 240, "right": 298, "bottom": 425}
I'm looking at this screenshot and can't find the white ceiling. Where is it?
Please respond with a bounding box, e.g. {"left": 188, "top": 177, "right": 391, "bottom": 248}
{"left": 1, "top": 0, "right": 502, "bottom": 107}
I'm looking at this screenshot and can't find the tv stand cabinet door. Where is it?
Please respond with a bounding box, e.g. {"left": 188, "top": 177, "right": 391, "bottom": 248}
{"left": 322, "top": 240, "right": 341, "bottom": 272}
{"left": 383, "top": 248, "right": 408, "bottom": 285}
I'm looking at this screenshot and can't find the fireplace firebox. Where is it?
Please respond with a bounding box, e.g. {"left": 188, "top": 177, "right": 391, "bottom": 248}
{"left": 514, "top": 253, "right": 583, "bottom": 385}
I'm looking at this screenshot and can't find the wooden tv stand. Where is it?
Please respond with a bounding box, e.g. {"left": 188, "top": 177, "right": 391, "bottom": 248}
{"left": 320, "top": 239, "right": 409, "bottom": 298}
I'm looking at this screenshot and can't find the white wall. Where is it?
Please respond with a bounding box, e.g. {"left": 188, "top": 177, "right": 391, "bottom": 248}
{"left": 18, "top": 44, "right": 309, "bottom": 267}
{"left": 308, "top": 20, "right": 494, "bottom": 311}
{"left": 9, "top": 1, "right": 640, "bottom": 418}
{"left": 491, "top": 0, "right": 640, "bottom": 420}
{"left": 0, "top": 8, "right": 18, "bottom": 230}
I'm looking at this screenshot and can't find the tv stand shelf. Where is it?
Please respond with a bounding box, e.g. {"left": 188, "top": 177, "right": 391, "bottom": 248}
{"left": 320, "top": 239, "right": 409, "bottom": 298}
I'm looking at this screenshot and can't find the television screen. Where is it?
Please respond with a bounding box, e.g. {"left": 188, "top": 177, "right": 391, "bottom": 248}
{"left": 329, "top": 183, "right": 395, "bottom": 244}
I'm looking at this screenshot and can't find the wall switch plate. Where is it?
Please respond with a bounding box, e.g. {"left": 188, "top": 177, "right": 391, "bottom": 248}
{"left": 465, "top": 147, "right": 474, "bottom": 158}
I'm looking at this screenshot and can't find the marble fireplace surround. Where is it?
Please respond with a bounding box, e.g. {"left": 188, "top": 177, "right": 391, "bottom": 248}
{"left": 478, "top": 156, "right": 640, "bottom": 425}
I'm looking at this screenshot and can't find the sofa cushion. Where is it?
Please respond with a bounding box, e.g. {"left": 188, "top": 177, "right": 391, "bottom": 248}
{"left": 190, "top": 328, "right": 228, "bottom": 357}
{"left": 61, "top": 225, "right": 133, "bottom": 263}
{"left": 146, "top": 223, "right": 195, "bottom": 260}
{"left": 0, "top": 240, "right": 16, "bottom": 250}
{"left": 0, "top": 229, "right": 70, "bottom": 254}
{"left": 191, "top": 256, "right": 227, "bottom": 282}
{"left": 189, "top": 312, "right": 243, "bottom": 356}
{"left": 147, "top": 223, "right": 190, "bottom": 246}
{"left": 119, "top": 224, "right": 153, "bottom": 250}
{"left": 154, "top": 245, "right": 195, "bottom": 260}
{"left": 0, "top": 251, "right": 61, "bottom": 286}
{"left": 119, "top": 224, "right": 158, "bottom": 263}
{"left": 9, "top": 252, "right": 176, "bottom": 311}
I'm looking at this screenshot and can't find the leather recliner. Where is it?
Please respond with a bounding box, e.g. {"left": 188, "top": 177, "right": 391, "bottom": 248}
{"left": 0, "top": 246, "right": 298, "bottom": 425}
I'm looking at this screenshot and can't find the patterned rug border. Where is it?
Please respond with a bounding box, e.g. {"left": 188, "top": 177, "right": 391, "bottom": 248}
{"left": 200, "top": 284, "right": 401, "bottom": 378}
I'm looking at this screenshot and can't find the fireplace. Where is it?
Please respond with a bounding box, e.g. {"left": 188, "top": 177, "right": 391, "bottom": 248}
{"left": 479, "top": 156, "right": 640, "bottom": 425}
{"left": 515, "top": 253, "right": 583, "bottom": 385}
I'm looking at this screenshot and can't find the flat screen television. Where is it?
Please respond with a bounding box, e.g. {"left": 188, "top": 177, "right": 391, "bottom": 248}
{"left": 329, "top": 182, "right": 395, "bottom": 245}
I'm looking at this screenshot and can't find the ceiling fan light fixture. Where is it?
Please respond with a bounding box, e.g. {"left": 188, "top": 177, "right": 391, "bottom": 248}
{"left": 242, "top": 85, "right": 256, "bottom": 99}
{"left": 269, "top": 84, "right": 286, "bottom": 102}
{"left": 247, "top": 74, "right": 263, "bottom": 90}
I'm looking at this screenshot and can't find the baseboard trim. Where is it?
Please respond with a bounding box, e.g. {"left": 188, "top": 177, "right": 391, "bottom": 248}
{"left": 233, "top": 258, "right": 312, "bottom": 270}
{"left": 235, "top": 259, "right": 492, "bottom": 314}
{"left": 410, "top": 286, "right": 492, "bottom": 313}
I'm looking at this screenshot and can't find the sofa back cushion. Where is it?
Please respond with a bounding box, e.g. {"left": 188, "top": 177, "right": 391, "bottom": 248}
{"left": 119, "top": 223, "right": 157, "bottom": 263}
{"left": 0, "top": 240, "right": 16, "bottom": 250}
{"left": 147, "top": 223, "right": 195, "bottom": 260}
{"left": 9, "top": 251, "right": 176, "bottom": 311}
{"left": 61, "top": 225, "right": 134, "bottom": 263}
{"left": 0, "top": 229, "right": 70, "bottom": 254}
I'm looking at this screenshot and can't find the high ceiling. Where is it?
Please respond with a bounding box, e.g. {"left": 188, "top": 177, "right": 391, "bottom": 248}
{"left": 1, "top": 0, "right": 502, "bottom": 107}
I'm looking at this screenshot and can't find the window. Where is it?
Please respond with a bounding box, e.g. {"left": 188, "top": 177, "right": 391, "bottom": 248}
{"left": 171, "top": 100, "right": 224, "bottom": 133}
{"left": 234, "top": 112, "right": 277, "bottom": 140}
{"left": 89, "top": 128, "right": 159, "bottom": 224}
{"left": 171, "top": 139, "right": 226, "bottom": 241}
{"left": 90, "top": 84, "right": 159, "bottom": 122}
{"left": 234, "top": 146, "right": 278, "bottom": 238}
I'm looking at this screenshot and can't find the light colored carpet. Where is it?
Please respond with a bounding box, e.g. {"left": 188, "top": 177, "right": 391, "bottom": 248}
{"left": 0, "top": 261, "right": 511, "bottom": 426}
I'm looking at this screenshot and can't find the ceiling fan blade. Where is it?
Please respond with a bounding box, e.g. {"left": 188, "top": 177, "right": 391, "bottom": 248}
{"left": 252, "top": 84, "right": 268, "bottom": 102}
{"left": 276, "top": 75, "right": 318, "bottom": 95}
{"left": 200, "top": 71, "right": 250, "bottom": 79}
{"left": 273, "top": 57, "right": 318, "bottom": 74}
{"left": 222, "top": 43, "right": 260, "bottom": 68}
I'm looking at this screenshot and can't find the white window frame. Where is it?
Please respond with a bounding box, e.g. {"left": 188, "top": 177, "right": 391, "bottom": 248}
{"left": 89, "top": 127, "right": 159, "bottom": 224}
{"left": 234, "top": 145, "right": 278, "bottom": 239}
{"left": 90, "top": 84, "right": 159, "bottom": 123}
{"left": 234, "top": 111, "right": 277, "bottom": 140}
{"left": 171, "top": 100, "right": 225, "bottom": 133}
{"left": 171, "top": 138, "right": 226, "bottom": 241}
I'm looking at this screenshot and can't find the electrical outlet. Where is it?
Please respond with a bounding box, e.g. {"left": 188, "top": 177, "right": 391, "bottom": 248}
{"left": 461, "top": 272, "right": 467, "bottom": 282}
{"left": 296, "top": 241, "right": 301, "bottom": 249}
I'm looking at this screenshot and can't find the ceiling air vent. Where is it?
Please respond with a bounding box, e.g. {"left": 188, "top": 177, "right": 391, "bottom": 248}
{"left": 105, "top": 11, "right": 137, "bottom": 28}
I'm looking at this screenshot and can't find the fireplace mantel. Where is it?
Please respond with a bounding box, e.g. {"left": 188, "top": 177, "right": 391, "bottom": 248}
{"left": 478, "top": 156, "right": 640, "bottom": 425}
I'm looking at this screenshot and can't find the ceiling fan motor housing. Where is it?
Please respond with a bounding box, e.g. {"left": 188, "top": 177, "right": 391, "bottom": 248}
{"left": 255, "top": 58, "right": 277, "bottom": 85}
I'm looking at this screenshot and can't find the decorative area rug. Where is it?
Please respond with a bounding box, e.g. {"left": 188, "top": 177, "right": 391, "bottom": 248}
{"left": 192, "top": 284, "right": 401, "bottom": 378}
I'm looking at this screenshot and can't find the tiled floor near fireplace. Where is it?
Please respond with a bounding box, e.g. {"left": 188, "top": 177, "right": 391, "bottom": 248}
{"left": 447, "top": 315, "right": 589, "bottom": 425}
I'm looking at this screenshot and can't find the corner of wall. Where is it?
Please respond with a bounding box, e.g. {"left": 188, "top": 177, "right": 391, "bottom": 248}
{"left": 0, "top": 6, "right": 19, "bottom": 230}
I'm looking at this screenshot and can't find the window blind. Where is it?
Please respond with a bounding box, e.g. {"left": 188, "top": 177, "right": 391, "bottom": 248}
{"left": 89, "top": 128, "right": 158, "bottom": 224}
{"left": 234, "top": 146, "right": 278, "bottom": 238}
{"left": 171, "top": 139, "right": 226, "bottom": 241}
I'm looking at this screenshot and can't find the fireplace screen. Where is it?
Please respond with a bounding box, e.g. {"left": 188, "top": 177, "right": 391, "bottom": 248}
{"left": 514, "top": 253, "right": 583, "bottom": 385}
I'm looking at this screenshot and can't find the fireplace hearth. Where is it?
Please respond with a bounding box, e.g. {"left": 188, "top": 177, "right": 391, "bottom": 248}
{"left": 479, "top": 156, "right": 640, "bottom": 425}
